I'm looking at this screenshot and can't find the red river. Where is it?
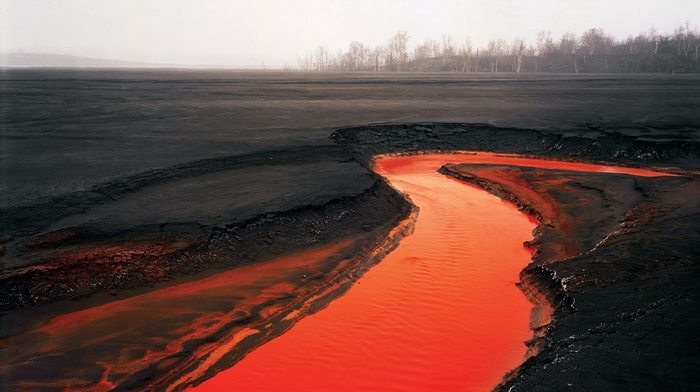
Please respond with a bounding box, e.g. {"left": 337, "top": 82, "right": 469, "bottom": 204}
{"left": 0, "top": 152, "right": 673, "bottom": 391}
{"left": 190, "top": 153, "right": 668, "bottom": 391}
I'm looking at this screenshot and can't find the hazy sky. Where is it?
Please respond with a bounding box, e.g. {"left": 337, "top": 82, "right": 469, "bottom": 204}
{"left": 1, "top": 0, "right": 697, "bottom": 67}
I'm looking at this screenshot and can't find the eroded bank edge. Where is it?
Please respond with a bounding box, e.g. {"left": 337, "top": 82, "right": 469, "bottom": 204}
{"left": 165, "top": 196, "right": 419, "bottom": 391}
{"left": 436, "top": 165, "right": 571, "bottom": 355}
{"left": 332, "top": 123, "right": 699, "bottom": 390}
{"left": 4, "top": 125, "right": 692, "bottom": 388}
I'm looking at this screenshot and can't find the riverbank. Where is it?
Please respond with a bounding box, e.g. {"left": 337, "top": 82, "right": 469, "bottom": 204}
{"left": 336, "top": 123, "right": 699, "bottom": 391}
{"left": 2, "top": 129, "right": 698, "bottom": 390}
{"left": 190, "top": 154, "right": 538, "bottom": 391}
{"left": 0, "top": 196, "right": 417, "bottom": 390}
{"left": 2, "top": 71, "right": 699, "bottom": 390}
{"left": 438, "top": 163, "right": 699, "bottom": 390}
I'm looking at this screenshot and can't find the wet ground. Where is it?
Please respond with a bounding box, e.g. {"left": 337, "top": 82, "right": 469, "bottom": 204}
{"left": 439, "top": 162, "right": 699, "bottom": 391}
{"left": 1, "top": 70, "right": 699, "bottom": 390}
{"left": 191, "top": 154, "right": 538, "bottom": 392}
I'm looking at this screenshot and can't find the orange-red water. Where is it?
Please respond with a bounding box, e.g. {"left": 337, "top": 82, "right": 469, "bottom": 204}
{"left": 1, "top": 153, "right": 673, "bottom": 391}
{"left": 191, "top": 155, "right": 536, "bottom": 391}
{"left": 0, "top": 241, "right": 356, "bottom": 391}
{"left": 192, "top": 153, "right": 670, "bottom": 391}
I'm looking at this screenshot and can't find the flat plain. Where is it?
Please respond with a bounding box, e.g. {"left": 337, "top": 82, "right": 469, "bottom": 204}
{"left": 1, "top": 69, "right": 699, "bottom": 390}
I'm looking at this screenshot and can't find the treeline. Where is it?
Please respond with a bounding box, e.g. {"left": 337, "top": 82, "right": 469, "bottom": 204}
{"left": 298, "top": 22, "right": 700, "bottom": 73}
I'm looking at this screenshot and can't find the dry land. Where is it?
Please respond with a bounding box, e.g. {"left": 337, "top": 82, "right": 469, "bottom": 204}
{"left": 1, "top": 70, "right": 699, "bottom": 390}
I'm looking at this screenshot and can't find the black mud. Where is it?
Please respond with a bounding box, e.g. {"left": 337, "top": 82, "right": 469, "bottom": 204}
{"left": 2, "top": 70, "right": 699, "bottom": 391}
{"left": 0, "top": 146, "right": 411, "bottom": 310}
{"left": 437, "top": 163, "right": 700, "bottom": 390}
{"left": 499, "top": 175, "right": 700, "bottom": 392}
{"left": 337, "top": 124, "right": 700, "bottom": 391}
{"left": 333, "top": 122, "right": 700, "bottom": 169}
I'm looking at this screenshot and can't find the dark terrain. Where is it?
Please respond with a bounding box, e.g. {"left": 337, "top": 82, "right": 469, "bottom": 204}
{"left": 1, "top": 69, "right": 699, "bottom": 390}
{"left": 439, "top": 163, "right": 699, "bottom": 391}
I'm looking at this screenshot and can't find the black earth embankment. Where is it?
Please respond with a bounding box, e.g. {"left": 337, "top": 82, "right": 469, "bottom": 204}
{"left": 438, "top": 163, "right": 700, "bottom": 391}
{"left": 332, "top": 123, "right": 700, "bottom": 392}
{"left": 333, "top": 122, "right": 700, "bottom": 170}
{"left": 0, "top": 145, "right": 411, "bottom": 311}
{"left": 2, "top": 119, "right": 699, "bottom": 391}
{"left": 497, "top": 175, "right": 700, "bottom": 392}
{"left": 3, "top": 70, "right": 699, "bottom": 390}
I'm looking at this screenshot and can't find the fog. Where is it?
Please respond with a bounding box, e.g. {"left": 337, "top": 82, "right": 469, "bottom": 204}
{"left": 1, "top": 0, "right": 697, "bottom": 67}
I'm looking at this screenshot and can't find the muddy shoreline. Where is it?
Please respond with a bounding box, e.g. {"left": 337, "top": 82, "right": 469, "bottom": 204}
{"left": 2, "top": 69, "right": 699, "bottom": 390}
{"left": 3, "top": 123, "right": 700, "bottom": 390}
{"left": 0, "top": 179, "right": 411, "bottom": 310}
{"left": 3, "top": 122, "right": 700, "bottom": 390}
{"left": 8, "top": 122, "right": 696, "bottom": 312}
{"left": 345, "top": 125, "right": 699, "bottom": 391}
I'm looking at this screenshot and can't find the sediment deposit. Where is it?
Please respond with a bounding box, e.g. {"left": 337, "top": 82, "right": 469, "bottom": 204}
{"left": 2, "top": 71, "right": 698, "bottom": 391}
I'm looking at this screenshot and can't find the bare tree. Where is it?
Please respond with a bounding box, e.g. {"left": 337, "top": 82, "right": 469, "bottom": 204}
{"left": 648, "top": 25, "right": 660, "bottom": 55}
{"left": 625, "top": 32, "right": 648, "bottom": 55}
{"left": 370, "top": 46, "right": 385, "bottom": 72}
{"left": 526, "top": 43, "right": 537, "bottom": 72}
{"left": 412, "top": 43, "right": 428, "bottom": 62}
{"left": 412, "top": 38, "right": 438, "bottom": 62}
{"left": 559, "top": 32, "right": 578, "bottom": 72}
{"left": 441, "top": 35, "right": 456, "bottom": 68}
{"left": 536, "top": 31, "right": 555, "bottom": 55}
{"left": 487, "top": 40, "right": 497, "bottom": 72}
{"left": 694, "top": 26, "right": 700, "bottom": 60}
{"left": 487, "top": 39, "right": 507, "bottom": 72}
{"left": 301, "top": 22, "right": 700, "bottom": 74}
{"left": 297, "top": 51, "right": 313, "bottom": 71}
{"left": 674, "top": 20, "right": 699, "bottom": 57}
{"left": 580, "top": 28, "right": 605, "bottom": 58}
{"left": 689, "top": 23, "right": 700, "bottom": 60}
{"left": 602, "top": 33, "right": 615, "bottom": 69}
{"left": 474, "top": 47, "right": 481, "bottom": 72}
{"left": 429, "top": 39, "right": 441, "bottom": 58}
{"left": 388, "top": 30, "right": 410, "bottom": 71}
{"left": 559, "top": 32, "right": 578, "bottom": 55}
{"left": 346, "top": 41, "right": 363, "bottom": 71}
{"left": 459, "top": 37, "right": 473, "bottom": 72}
{"left": 626, "top": 35, "right": 639, "bottom": 55}
{"left": 326, "top": 48, "right": 343, "bottom": 71}
{"left": 511, "top": 37, "right": 526, "bottom": 72}
{"left": 314, "top": 46, "right": 328, "bottom": 71}
{"left": 534, "top": 31, "right": 554, "bottom": 72}
{"left": 674, "top": 21, "right": 692, "bottom": 56}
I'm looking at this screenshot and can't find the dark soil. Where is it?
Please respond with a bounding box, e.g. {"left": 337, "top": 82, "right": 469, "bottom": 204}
{"left": 1, "top": 69, "right": 699, "bottom": 391}
{"left": 439, "top": 164, "right": 700, "bottom": 391}
{"left": 0, "top": 144, "right": 409, "bottom": 310}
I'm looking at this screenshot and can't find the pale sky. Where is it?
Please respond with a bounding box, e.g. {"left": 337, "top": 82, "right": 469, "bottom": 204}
{"left": 1, "top": 0, "right": 697, "bottom": 67}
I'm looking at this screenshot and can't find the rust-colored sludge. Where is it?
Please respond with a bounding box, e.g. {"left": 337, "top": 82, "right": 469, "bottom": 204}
{"left": 0, "top": 242, "right": 356, "bottom": 391}
{"left": 193, "top": 153, "right": 547, "bottom": 391}
{"left": 193, "top": 153, "right": 670, "bottom": 391}
{"left": 3, "top": 152, "right": 670, "bottom": 391}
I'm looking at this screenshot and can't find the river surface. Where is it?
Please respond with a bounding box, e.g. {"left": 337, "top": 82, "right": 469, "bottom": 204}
{"left": 192, "top": 154, "right": 538, "bottom": 391}
{"left": 192, "top": 153, "right": 670, "bottom": 391}
{"left": 1, "top": 153, "right": 668, "bottom": 391}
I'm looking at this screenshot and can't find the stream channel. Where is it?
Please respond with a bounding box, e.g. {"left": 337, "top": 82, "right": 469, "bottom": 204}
{"left": 191, "top": 153, "right": 668, "bottom": 391}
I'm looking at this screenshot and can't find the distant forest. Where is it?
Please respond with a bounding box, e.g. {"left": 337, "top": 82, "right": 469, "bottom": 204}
{"left": 298, "top": 22, "right": 700, "bottom": 73}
